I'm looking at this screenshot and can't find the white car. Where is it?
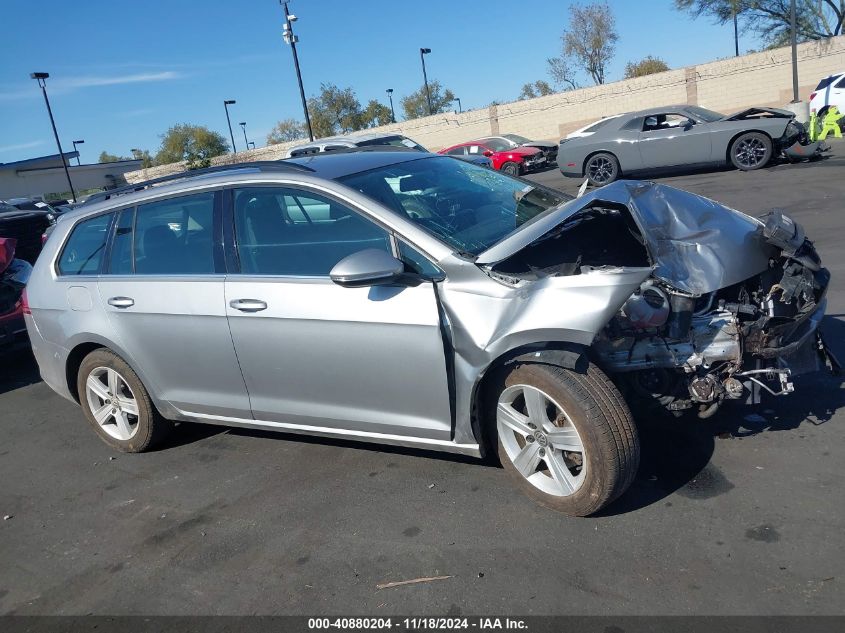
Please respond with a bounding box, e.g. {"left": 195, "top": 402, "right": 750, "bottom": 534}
{"left": 809, "top": 71, "right": 845, "bottom": 120}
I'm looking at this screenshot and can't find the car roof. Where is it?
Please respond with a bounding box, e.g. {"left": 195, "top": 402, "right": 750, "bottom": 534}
{"left": 626, "top": 105, "right": 697, "bottom": 117}
{"left": 65, "top": 152, "right": 437, "bottom": 220}
{"left": 289, "top": 131, "right": 411, "bottom": 151}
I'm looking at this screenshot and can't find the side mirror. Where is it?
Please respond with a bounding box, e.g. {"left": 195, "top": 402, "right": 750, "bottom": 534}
{"left": 330, "top": 249, "right": 404, "bottom": 288}
{"left": 483, "top": 150, "right": 494, "bottom": 157}
{"left": 683, "top": 117, "right": 695, "bottom": 129}
{"left": 644, "top": 116, "right": 658, "bottom": 129}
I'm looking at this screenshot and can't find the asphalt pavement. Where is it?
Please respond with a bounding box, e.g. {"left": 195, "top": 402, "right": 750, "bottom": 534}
{"left": 1, "top": 144, "right": 843, "bottom": 615}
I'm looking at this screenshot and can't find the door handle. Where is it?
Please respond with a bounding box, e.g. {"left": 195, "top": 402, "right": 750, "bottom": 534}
{"left": 229, "top": 299, "right": 267, "bottom": 312}
{"left": 108, "top": 296, "right": 134, "bottom": 309}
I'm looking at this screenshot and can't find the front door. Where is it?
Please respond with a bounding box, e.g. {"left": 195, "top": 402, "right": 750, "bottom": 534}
{"left": 224, "top": 185, "right": 452, "bottom": 439}
{"left": 97, "top": 191, "right": 251, "bottom": 418}
{"left": 638, "top": 112, "right": 713, "bottom": 168}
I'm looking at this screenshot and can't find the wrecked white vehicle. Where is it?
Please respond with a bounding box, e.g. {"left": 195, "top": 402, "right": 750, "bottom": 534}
{"left": 26, "top": 152, "right": 834, "bottom": 517}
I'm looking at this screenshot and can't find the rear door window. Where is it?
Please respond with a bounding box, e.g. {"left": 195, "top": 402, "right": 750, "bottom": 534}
{"left": 57, "top": 213, "right": 113, "bottom": 276}
{"left": 134, "top": 192, "right": 216, "bottom": 274}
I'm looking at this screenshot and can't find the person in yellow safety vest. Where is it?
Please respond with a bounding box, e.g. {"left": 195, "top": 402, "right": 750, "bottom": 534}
{"left": 808, "top": 109, "right": 819, "bottom": 141}
{"left": 818, "top": 106, "right": 843, "bottom": 140}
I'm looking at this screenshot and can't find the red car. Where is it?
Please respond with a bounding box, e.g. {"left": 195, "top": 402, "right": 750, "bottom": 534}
{"left": 0, "top": 237, "right": 31, "bottom": 352}
{"left": 438, "top": 138, "right": 545, "bottom": 176}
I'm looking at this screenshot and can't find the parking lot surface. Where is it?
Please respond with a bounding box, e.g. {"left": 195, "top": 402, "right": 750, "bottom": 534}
{"left": 1, "top": 146, "right": 844, "bottom": 615}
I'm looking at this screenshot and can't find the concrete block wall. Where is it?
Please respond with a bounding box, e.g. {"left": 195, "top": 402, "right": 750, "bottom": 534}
{"left": 125, "top": 35, "right": 845, "bottom": 184}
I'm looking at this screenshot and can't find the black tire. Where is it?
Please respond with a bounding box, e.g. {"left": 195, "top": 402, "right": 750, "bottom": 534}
{"left": 584, "top": 152, "right": 620, "bottom": 186}
{"left": 500, "top": 161, "right": 521, "bottom": 176}
{"left": 76, "top": 348, "right": 171, "bottom": 452}
{"left": 489, "top": 362, "right": 639, "bottom": 516}
{"left": 729, "top": 132, "right": 772, "bottom": 170}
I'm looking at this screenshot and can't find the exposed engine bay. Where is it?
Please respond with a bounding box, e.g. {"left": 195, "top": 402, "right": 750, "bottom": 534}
{"left": 486, "top": 183, "right": 837, "bottom": 418}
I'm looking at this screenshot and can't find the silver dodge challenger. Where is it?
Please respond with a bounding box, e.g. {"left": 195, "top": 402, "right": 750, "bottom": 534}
{"left": 24, "top": 152, "right": 835, "bottom": 516}
{"left": 559, "top": 105, "right": 807, "bottom": 186}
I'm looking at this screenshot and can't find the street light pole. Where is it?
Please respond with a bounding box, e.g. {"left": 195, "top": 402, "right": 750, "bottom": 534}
{"left": 224, "top": 100, "right": 237, "bottom": 154}
{"left": 420, "top": 48, "right": 433, "bottom": 115}
{"left": 72, "top": 139, "right": 84, "bottom": 165}
{"left": 790, "top": 0, "right": 799, "bottom": 103}
{"left": 386, "top": 88, "right": 396, "bottom": 123}
{"left": 30, "top": 72, "right": 76, "bottom": 202}
{"left": 239, "top": 122, "right": 249, "bottom": 149}
{"left": 733, "top": 6, "right": 739, "bottom": 56}
{"left": 281, "top": 1, "right": 314, "bottom": 141}
{"left": 454, "top": 97, "right": 462, "bottom": 113}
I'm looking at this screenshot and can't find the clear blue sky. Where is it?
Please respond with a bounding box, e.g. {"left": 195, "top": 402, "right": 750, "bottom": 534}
{"left": 0, "top": 0, "right": 762, "bottom": 164}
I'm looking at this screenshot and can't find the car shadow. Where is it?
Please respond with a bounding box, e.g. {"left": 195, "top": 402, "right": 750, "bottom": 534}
{"left": 599, "top": 315, "right": 844, "bottom": 516}
{"left": 0, "top": 347, "right": 41, "bottom": 396}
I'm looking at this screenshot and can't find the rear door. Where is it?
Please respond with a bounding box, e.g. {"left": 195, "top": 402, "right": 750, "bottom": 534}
{"left": 223, "top": 185, "right": 452, "bottom": 439}
{"left": 97, "top": 190, "right": 251, "bottom": 418}
{"left": 637, "top": 112, "right": 713, "bottom": 168}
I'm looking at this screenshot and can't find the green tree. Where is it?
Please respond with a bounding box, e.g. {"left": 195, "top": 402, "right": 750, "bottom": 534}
{"left": 624, "top": 56, "right": 671, "bottom": 78}
{"left": 518, "top": 80, "right": 555, "bottom": 100}
{"left": 360, "top": 99, "right": 394, "bottom": 128}
{"left": 155, "top": 124, "right": 229, "bottom": 169}
{"left": 675, "top": 0, "right": 844, "bottom": 46}
{"left": 307, "top": 83, "right": 363, "bottom": 137}
{"left": 401, "top": 80, "right": 456, "bottom": 119}
{"left": 98, "top": 151, "right": 129, "bottom": 163}
{"left": 130, "top": 148, "right": 154, "bottom": 168}
{"left": 267, "top": 118, "right": 307, "bottom": 144}
{"left": 548, "top": 2, "right": 619, "bottom": 86}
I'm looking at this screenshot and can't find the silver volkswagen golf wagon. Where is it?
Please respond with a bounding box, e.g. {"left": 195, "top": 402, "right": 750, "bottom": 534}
{"left": 24, "top": 150, "right": 831, "bottom": 516}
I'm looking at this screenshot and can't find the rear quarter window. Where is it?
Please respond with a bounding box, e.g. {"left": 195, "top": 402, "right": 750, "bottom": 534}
{"left": 57, "top": 213, "right": 113, "bottom": 275}
{"left": 816, "top": 75, "right": 840, "bottom": 90}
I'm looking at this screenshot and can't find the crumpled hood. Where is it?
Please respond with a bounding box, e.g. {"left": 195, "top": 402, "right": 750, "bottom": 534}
{"left": 477, "top": 180, "right": 775, "bottom": 295}
{"left": 721, "top": 106, "right": 795, "bottom": 121}
{"left": 0, "top": 238, "right": 17, "bottom": 274}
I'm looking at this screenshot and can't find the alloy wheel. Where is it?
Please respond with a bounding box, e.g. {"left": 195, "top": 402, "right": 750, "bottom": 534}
{"left": 85, "top": 367, "right": 140, "bottom": 441}
{"left": 497, "top": 384, "right": 586, "bottom": 496}
{"left": 587, "top": 156, "right": 614, "bottom": 184}
{"left": 734, "top": 137, "right": 767, "bottom": 168}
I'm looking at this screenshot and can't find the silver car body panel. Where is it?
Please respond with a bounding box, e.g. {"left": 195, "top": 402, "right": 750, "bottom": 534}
{"left": 558, "top": 105, "right": 794, "bottom": 177}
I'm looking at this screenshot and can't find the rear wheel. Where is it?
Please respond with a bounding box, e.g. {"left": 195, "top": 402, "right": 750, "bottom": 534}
{"left": 500, "top": 161, "right": 520, "bottom": 176}
{"left": 77, "top": 349, "right": 171, "bottom": 452}
{"left": 584, "top": 152, "right": 620, "bottom": 186}
{"left": 730, "top": 132, "right": 772, "bottom": 170}
{"left": 491, "top": 362, "right": 639, "bottom": 516}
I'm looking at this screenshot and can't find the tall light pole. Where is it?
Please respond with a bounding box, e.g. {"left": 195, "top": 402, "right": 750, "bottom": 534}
{"left": 453, "top": 97, "right": 462, "bottom": 113}
{"left": 386, "top": 88, "right": 396, "bottom": 123}
{"left": 420, "top": 48, "right": 433, "bottom": 115}
{"left": 31, "top": 73, "right": 76, "bottom": 202}
{"left": 239, "top": 121, "right": 249, "bottom": 149}
{"left": 732, "top": 5, "right": 739, "bottom": 56}
{"left": 223, "top": 100, "right": 237, "bottom": 153}
{"left": 790, "top": 0, "right": 799, "bottom": 103}
{"left": 281, "top": 1, "right": 314, "bottom": 141}
{"left": 72, "top": 139, "right": 84, "bottom": 165}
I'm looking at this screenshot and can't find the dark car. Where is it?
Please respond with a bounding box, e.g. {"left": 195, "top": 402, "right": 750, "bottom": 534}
{"left": 0, "top": 200, "right": 54, "bottom": 264}
{"left": 0, "top": 237, "right": 31, "bottom": 352}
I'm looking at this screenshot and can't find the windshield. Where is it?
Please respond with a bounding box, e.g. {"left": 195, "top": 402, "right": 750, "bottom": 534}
{"left": 338, "top": 156, "right": 571, "bottom": 256}
{"left": 479, "top": 138, "right": 515, "bottom": 151}
{"left": 502, "top": 134, "right": 531, "bottom": 145}
{"left": 686, "top": 106, "right": 725, "bottom": 122}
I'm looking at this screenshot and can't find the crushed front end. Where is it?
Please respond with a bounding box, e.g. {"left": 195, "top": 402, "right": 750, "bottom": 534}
{"left": 481, "top": 181, "right": 835, "bottom": 418}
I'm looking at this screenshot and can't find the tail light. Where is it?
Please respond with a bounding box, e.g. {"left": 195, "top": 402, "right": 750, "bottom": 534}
{"left": 21, "top": 288, "right": 31, "bottom": 315}
{"left": 810, "top": 92, "right": 817, "bottom": 101}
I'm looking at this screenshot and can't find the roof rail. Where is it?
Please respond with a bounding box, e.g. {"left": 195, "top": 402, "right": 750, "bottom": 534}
{"left": 82, "top": 160, "right": 314, "bottom": 206}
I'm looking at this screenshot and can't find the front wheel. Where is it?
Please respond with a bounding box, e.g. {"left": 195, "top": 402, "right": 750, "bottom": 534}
{"left": 491, "top": 362, "right": 639, "bottom": 516}
{"left": 730, "top": 132, "right": 772, "bottom": 170}
{"left": 500, "top": 161, "right": 521, "bottom": 176}
{"left": 584, "top": 152, "right": 620, "bottom": 186}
